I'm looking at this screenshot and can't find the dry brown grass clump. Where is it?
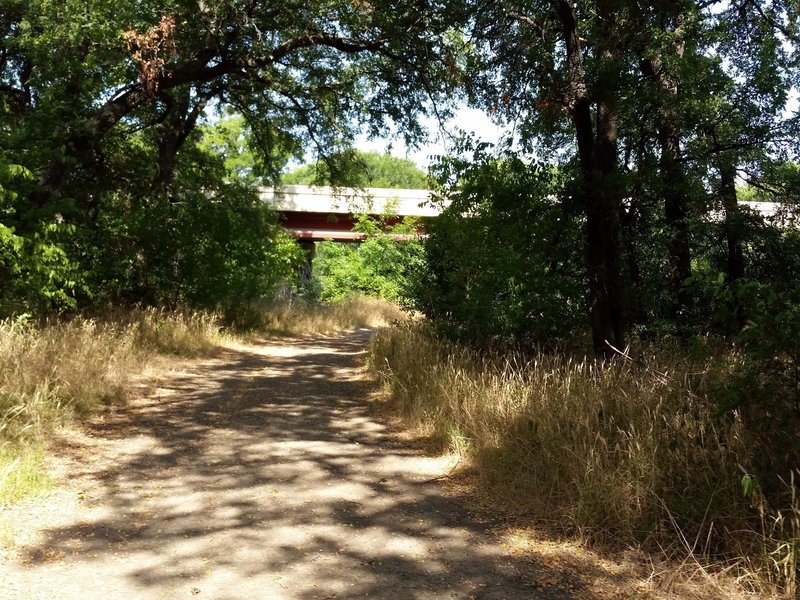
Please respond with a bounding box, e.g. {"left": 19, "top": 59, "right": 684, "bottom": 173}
{"left": 369, "top": 323, "right": 799, "bottom": 597}
{"left": 127, "top": 307, "right": 224, "bottom": 356}
{"left": 243, "top": 296, "right": 406, "bottom": 335}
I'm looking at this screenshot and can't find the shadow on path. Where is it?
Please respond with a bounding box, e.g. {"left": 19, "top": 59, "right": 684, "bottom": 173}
{"left": 4, "top": 330, "right": 585, "bottom": 599}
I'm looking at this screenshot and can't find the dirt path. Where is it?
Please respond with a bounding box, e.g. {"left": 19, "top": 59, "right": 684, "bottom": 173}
{"left": 0, "top": 329, "right": 571, "bottom": 599}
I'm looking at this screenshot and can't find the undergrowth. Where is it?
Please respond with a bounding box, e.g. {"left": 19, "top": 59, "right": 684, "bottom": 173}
{"left": 369, "top": 323, "right": 799, "bottom": 598}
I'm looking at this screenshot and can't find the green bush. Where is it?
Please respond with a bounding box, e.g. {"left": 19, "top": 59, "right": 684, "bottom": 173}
{"left": 80, "top": 183, "right": 303, "bottom": 317}
{"left": 311, "top": 215, "right": 424, "bottom": 303}
{"left": 0, "top": 161, "right": 84, "bottom": 318}
{"left": 412, "top": 147, "right": 586, "bottom": 348}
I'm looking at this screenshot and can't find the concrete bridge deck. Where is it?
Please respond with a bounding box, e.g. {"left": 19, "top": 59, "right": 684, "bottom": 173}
{"left": 260, "top": 185, "right": 440, "bottom": 241}
{"left": 260, "top": 185, "right": 795, "bottom": 242}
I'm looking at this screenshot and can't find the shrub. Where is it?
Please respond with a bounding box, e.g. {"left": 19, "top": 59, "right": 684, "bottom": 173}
{"left": 413, "top": 148, "right": 586, "bottom": 349}
{"left": 311, "top": 214, "right": 424, "bottom": 304}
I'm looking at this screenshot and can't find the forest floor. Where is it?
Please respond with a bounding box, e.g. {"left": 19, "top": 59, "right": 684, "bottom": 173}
{"left": 0, "top": 329, "right": 647, "bottom": 599}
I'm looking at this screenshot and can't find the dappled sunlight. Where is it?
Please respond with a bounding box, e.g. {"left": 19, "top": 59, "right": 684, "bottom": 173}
{"left": 0, "top": 330, "right": 568, "bottom": 599}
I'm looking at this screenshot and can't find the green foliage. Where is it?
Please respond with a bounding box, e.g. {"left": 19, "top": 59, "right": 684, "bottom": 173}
{"left": 312, "top": 215, "right": 424, "bottom": 303}
{"left": 0, "top": 161, "right": 83, "bottom": 317}
{"left": 703, "top": 275, "right": 800, "bottom": 417}
{"left": 412, "top": 142, "right": 585, "bottom": 348}
{"left": 83, "top": 183, "right": 302, "bottom": 316}
{"left": 1, "top": 0, "right": 799, "bottom": 586}
{"left": 197, "top": 115, "right": 297, "bottom": 185}
{"left": 0, "top": 0, "right": 459, "bottom": 318}
{"left": 283, "top": 150, "right": 428, "bottom": 189}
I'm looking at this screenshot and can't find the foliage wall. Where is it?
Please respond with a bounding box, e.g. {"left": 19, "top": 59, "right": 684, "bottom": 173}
{"left": 309, "top": 214, "right": 424, "bottom": 304}
{"left": 413, "top": 146, "right": 586, "bottom": 348}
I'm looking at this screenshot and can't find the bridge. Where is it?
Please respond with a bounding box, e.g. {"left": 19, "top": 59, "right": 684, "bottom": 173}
{"left": 260, "top": 185, "right": 440, "bottom": 241}
{"left": 260, "top": 185, "right": 795, "bottom": 245}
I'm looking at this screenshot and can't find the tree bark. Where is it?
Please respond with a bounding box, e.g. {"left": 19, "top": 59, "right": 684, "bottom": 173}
{"left": 556, "top": 0, "right": 626, "bottom": 356}
{"left": 718, "top": 158, "right": 746, "bottom": 331}
{"left": 152, "top": 88, "right": 212, "bottom": 191}
{"left": 719, "top": 159, "right": 745, "bottom": 283}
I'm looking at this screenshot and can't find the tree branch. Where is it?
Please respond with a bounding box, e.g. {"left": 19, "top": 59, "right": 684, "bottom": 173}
{"left": 36, "top": 29, "right": 394, "bottom": 201}
{"left": 746, "top": 0, "right": 799, "bottom": 43}
{"left": 492, "top": 0, "right": 547, "bottom": 38}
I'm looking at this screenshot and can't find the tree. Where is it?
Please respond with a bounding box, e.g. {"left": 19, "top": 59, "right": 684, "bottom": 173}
{"left": 419, "top": 143, "right": 585, "bottom": 347}
{"left": 197, "top": 115, "right": 286, "bottom": 185}
{"left": 310, "top": 210, "right": 424, "bottom": 303}
{"left": 0, "top": 0, "right": 463, "bottom": 315}
{"left": 637, "top": 2, "right": 696, "bottom": 324}
{"left": 1, "top": 0, "right": 459, "bottom": 206}
{"left": 463, "top": 0, "right": 640, "bottom": 354}
{"left": 445, "top": 0, "right": 794, "bottom": 352}
{"left": 282, "top": 150, "right": 429, "bottom": 189}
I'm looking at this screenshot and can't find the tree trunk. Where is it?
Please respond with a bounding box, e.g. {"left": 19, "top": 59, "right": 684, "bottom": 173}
{"left": 556, "top": 0, "right": 626, "bottom": 356}
{"left": 152, "top": 87, "right": 211, "bottom": 191}
{"left": 719, "top": 158, "right": 746, "bottom": 331}
{"left": 660, "top": 121, "right": 693, "bottom": 321}
{"left": 719, "top": 160, "right": 745, "bottom": 283}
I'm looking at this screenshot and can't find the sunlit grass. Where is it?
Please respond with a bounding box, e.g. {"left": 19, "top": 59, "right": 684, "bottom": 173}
{"left": 369, "top": 323, "right": 799, "bottom": 598}
{"left": 236, "top": 295, "right": 406, "bottom": 336}
{"left": 0, "top": 445, "right": 52, "bottom": 506}
{"left": 129, "top": 307, "right": 225, "bottom": 357}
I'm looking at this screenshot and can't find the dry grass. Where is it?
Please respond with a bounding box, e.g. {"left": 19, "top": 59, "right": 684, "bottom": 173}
{"left": 0, "top": 298, "right": 403, "bottom": 505}
{"left": 128, "top": 307, "right": 224, "bottom": 356}
{"left": 0, "top": 309, "right": 225, "bottom": 504}
{"left": 369, "top": 323, "right": 799, "bottom": 598}
{"left": 239, "top": 296, "right": 406, "bottom": 336}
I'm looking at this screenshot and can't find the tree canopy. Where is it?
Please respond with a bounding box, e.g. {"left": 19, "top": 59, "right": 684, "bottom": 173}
{"left": 412, "top": 0, "right": 798, "bottom": 354}
{"left": 3, "top": 0, "right": 460, "bottom": 199}
{"left": 0, "top": 0, "right": 461, "bottom": 315}
{"left": 2, "top": 0, "right": 800, "bottom": 354}
{"left": 282, "top": 151, "right": 429, "bottom": 189}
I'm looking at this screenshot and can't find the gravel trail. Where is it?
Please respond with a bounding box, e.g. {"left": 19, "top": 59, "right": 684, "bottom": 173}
{"left": 0, "top": 330, "right": 569, "bottom": 599}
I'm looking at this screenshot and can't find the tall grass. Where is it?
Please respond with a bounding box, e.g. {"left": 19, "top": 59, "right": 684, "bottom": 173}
{"left": 237, "top": 295, "right": 406, "bottom": 335}
{"left": 370, "top": 323, "right": 799, "bottom": 596}
{"left": 0, "top": 309, "right": 225, "bottom": 504}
